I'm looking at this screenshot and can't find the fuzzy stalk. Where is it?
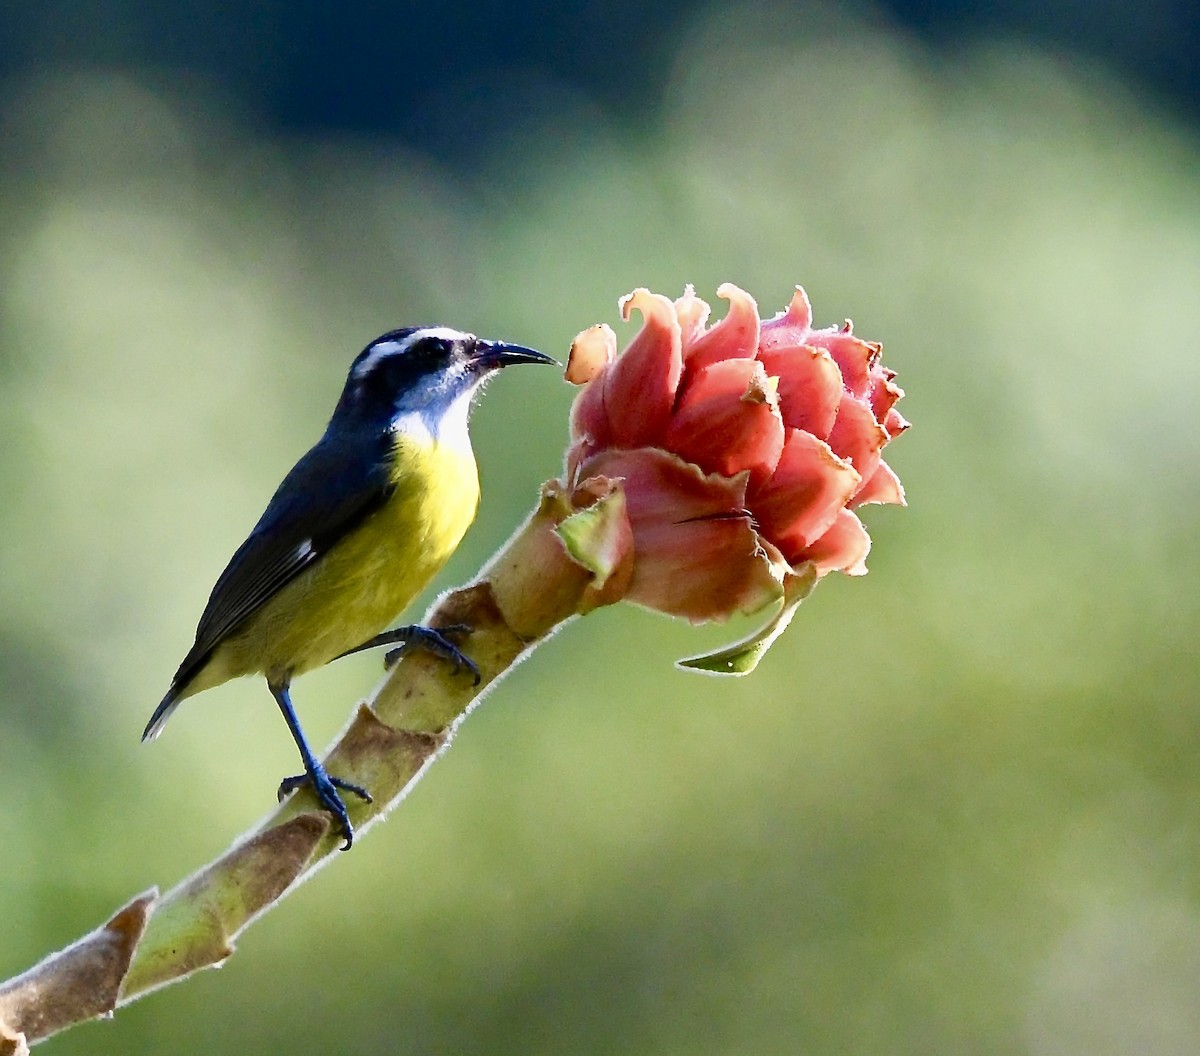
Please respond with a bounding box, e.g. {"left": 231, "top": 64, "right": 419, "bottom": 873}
{"left": 0, "top": 482, "right": 598, "bottom": 1048}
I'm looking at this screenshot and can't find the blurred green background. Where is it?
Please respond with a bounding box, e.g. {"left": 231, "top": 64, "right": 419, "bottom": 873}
{"left": 3, "top": 1, "right": 1199, "bottom": 1053}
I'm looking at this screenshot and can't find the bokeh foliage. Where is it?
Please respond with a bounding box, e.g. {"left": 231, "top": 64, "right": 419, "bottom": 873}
{"left": 2, "top": 2, "right": 1199, "bottom": 1053}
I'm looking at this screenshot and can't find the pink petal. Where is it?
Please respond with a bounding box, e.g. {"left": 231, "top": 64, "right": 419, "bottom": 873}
{"left": 757, "top": 343, "right": 843, "bottom": 440}
{"left": 577, "top": 448, "right": 783, "bottom": 622}
{"left": 567, "top": 326, "right": 619, "bottom": 449}
{"left": 796, "top": 508, "right": 871, "bottom": 576}
{"left": 568, "top": 382, "right": 612, "bottom": 451}
{"left": 601, "top": 289, "right": 683, "bottom": 448}
{"left": 565, "top": 324, "right": 616, "bottom": 386}
{"left": 674, "top": 284, "right": 712, "bottom": 350}
{"left": 826, "top": 394, "right": 887, "bottom": 488}
{"left": 869, "top": 369, "right": 904, "bottom": 422}
{"left": 665, "top": 358, "right": 785, "bottom": 490}
{"left": 750, "top": 429, "right": 861, "bottom": 560}
{"left": 760, "top": 286, "right": 813, "bottom": 342}
{"left": 883, "top": 407, "right": 911, "bottom": 439}
{"left": 681, "top": 282, "right": 761, "bottom": 375}
{"left": 849, "top": 460, "right": 906, "bottom": 508}
{"left": 808, "top": 332, "right": 880, "bottom": 400}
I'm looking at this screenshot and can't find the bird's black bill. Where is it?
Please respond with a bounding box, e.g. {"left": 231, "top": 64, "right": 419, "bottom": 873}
{"left": 472, "top": 340, "right": 558, "bottom": 370}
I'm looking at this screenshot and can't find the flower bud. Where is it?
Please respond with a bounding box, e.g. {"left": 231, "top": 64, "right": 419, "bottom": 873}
{"left": 559, "top": 283, "right": 907, "bottom": 671}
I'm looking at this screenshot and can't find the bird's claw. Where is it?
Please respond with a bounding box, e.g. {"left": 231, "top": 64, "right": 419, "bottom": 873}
{"left": 277, "top": 767, "right": 373, "bottom": 850}
{"left": 383, "top": 624, "right": 481, "bottom": 685}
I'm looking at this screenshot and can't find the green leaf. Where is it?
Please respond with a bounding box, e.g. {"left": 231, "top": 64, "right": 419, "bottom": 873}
{"left": 554, "top": 486, "right": 630, "bottom": 592}
{"left": 676, "top": 563, "right": 819, "bottom": 676}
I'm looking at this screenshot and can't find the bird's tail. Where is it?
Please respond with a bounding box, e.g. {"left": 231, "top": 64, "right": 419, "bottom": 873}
{"left": 142, "top": 687, "right": 181, "bottom": 742}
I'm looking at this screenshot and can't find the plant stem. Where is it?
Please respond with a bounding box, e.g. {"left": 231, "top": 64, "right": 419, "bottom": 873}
{"left": 0, "top": 485, "right": 592, "bottom": 1047}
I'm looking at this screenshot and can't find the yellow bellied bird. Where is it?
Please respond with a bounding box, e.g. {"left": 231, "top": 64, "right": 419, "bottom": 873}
{"left": 143, "top": 327, "right": 555, "bottom": 847}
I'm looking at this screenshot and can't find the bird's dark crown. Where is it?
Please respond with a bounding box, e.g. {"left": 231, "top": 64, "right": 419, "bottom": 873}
{"left": 336, "top": 326, "right": 480, "bottom": 422}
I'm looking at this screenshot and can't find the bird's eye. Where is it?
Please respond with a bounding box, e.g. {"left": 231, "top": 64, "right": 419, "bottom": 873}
{"left": 408, "top": 336, "right": 453, "bottom": 363}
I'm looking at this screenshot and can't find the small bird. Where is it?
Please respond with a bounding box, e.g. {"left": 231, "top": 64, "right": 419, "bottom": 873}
{"left": 144, "top": 326, "right": 555, "bottom": 848}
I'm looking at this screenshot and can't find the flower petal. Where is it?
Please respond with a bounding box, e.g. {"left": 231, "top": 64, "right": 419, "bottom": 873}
{"left": 869, "top": 370, "right": 904, "bottom": 422}
{"left": 809, "top": 332, "right": 880, "bottom": 400}
{"left": 601, "top": 289, "right": 683, "bottom": 447}
{"left": 566, "top": 326, "right": 619, "bottom": 450}
{"left": 750, "top": 428, "right": 861, "bottom": 559}
{"left": 681, "top": 282, "right": 761, "bottom": 374}
{"left": 665, "top": 358, "right": 785, "bottom": 489}
{"left": 760, "top": 285, "right": 813, "bottom": 341}
{"left": 757, "top": 343, "right": 843, "bottom": 440}
{"left": 565, "top": 324, "right": 616, "bottom": 386}
{"left": 674, "top": 284, "right": 712, "bottom": 350}
{"left": 577, "top": 448, "right": 783, "bottom": 622}
{"left": 826, "top": 394, "right": 887, "bottom": 488}
{"left": 883, "top": 406, "right": 911, "bottom": 439}
{"left": 849, "top": 460, "right": 906, "bottom": 508}
{"left": 796, "top": 508, "right": 871, "bottom": 576}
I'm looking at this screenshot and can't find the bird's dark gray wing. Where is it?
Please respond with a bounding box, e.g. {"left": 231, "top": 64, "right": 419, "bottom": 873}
{"left": 169, "top": 427, "right": 394, "bottom": 691}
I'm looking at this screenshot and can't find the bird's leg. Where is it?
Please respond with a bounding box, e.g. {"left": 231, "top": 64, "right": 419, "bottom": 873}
{"left": 334, "top": 624, "right": 481, "bottom": 685}
{"left": 269, "top": 677, "right": 372, "bottom": 850}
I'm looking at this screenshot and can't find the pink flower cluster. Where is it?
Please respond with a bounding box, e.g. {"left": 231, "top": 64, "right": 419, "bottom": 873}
{"left": 563, "top": 283, "right": 907, "bottom": 623}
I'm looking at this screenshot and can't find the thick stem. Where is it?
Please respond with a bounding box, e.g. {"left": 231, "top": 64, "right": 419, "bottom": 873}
{"left": 0, "top": 486, "right": 593, "bottom": 1046}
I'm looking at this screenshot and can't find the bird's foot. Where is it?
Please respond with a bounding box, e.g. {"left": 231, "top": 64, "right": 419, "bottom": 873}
{"left": 277, "top": 765, "right": 373, "bottom": 850}
{"left": 335, "top": 623, "right": 480, "bottom": 684}
{"left": 382, "top": 624, "right": 480, "bottom": 684}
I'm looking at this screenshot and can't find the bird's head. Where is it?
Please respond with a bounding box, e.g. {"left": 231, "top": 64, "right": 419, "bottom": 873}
{"left": 335, "top": 326, "right": 555, "bottom": 440}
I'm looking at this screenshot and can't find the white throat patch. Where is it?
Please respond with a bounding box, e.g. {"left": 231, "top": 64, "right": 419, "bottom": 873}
{"left": 391, "top": 386, "right": 476, "bottom": 456}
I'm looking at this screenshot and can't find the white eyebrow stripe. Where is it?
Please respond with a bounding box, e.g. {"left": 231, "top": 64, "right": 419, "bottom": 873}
{"left": 352, "top": 326, "right": 472, "bottom": 380}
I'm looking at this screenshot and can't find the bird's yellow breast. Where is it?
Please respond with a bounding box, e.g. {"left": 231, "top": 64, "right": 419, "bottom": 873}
{"left": 201, "top": 432, "right": 480, "bottom": 688}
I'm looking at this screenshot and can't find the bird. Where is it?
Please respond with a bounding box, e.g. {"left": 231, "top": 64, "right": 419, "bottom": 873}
{"left": 143, "top": 326, "right": 556, "bottom": 848}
